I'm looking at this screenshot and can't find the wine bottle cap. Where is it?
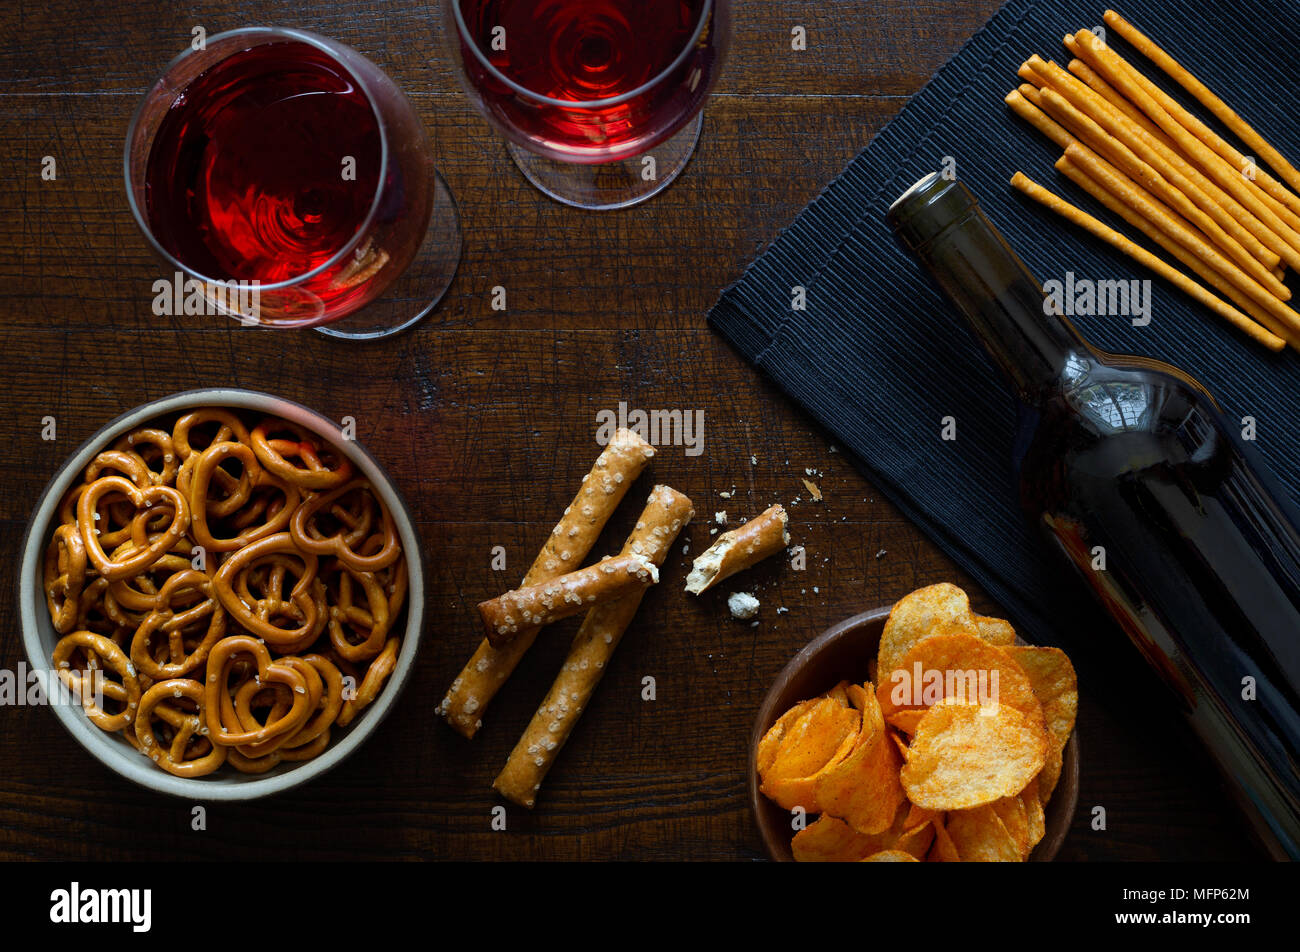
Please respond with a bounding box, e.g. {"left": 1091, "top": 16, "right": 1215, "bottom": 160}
{"left": 887, "top": 172, "right": 980, "bottom": 253}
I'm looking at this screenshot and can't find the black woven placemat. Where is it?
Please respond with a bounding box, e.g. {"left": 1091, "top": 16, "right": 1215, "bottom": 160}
{"left": 709, "top": 0, "right": 1300, "bottom": 650}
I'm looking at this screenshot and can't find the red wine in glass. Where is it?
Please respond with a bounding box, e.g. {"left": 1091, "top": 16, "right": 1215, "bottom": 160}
{"left": 146, "top": 41, "right": 382, "bottom": 288}
{"left": 126, "top": 27, "right": 462, "bottom": 337}
{"left": 448, "top": 0, "right": 729, "bottom": 208}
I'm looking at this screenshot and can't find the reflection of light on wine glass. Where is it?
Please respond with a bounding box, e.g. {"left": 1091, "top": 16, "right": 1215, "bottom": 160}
{"left": 444, "top": 0, "right": 731, "bottom": 210}
{"left": 125, "top": 27, "right": 461, "bottom": 339}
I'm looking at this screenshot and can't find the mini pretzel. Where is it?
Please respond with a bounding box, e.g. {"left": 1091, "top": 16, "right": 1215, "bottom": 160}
{"left": 134, "top": 679, "right": 226, "bottom": 777}
{"left": 336, "top": 637, "right": 399, "bottom": 727}
{"left": 250, "top": 418, "right": 354, "bottom": 490}
{"left": 478, "top": 553, "right": 659, "bottom": 648}
{"left": 172, "top": 409, "right": 250, "bottom": 460}
{"left": 44, "top": 523, "right": 87, "bottom": 634}
{"left": 187, "top": 441, "right": 299, "bottom": 551}
{"left": 203, "top": 635, "right": 313, "bottom": 748}
{"left": 685, "top": 504, "right": 790, "bottom": 594}
{"left": 213, "top": 533, "right": 322, "bottom": 649}
{"left": 52, "top": 631, "right": 142, "bottom": 733}
{"left": 325, "top": 562, "right": 392, "bottom": 662}
{"left": 77, "top": 476, "right": 190, "bottom": 582}
{"left": 229, "top": 656, "right": 323, "bottom": 758}
{"left": 130, "top": 569, "right": 227, "bottom": 679}
{"left": 289, "top": 479, "right": 400, "bottom": 573}
{"left": 112, "top": 428, "right": 178, "bottom": 486}
{"left": 280, "top": 654, "right": 345, "bottom": 750}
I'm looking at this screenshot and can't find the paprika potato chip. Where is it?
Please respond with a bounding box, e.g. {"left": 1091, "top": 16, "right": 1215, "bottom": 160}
{"left": 975, "top": 615, "right": 1017, "bottom": 646}
{"left": 1038, "top": 743, "right": 1063, "bottom": 804}
{"left": 756, "top": 698, "right": 818, "bottom": 776}
{"left": 1002, "top": 646, "right": 1078, "bottom": 754}
{"left": 814, "top": 687, "right": 905, "bottom": 835}
{"left": 991, "top": 795, "right": 1031, "bottom": 858}
{"left": 1021, "top": 776, "right": 1047, "bottom": 850}
{"left": 901, "top": 700, "right": 1048, "bottom": 811}
{"left": 877, "top": 583, "right": 978, "bottom": 685}
{"left": 945, "top": 803, "right": 1023, "bottom": 862}
{"left": 887, "top": 708, "right": 925, "bottom": 736}
{"left": 760, "top": 697, "right": 860, "bottom": 812}
{"left": 883, "top": 630, "right": 1045, "bottom": 729}
{"left": 791, "top": 815, "right": 877, "bottom": 862}
{"left": 861, "top": 849, "right": 919, "bottom": 862}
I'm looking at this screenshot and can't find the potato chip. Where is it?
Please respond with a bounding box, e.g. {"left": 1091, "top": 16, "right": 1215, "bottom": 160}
{"left": 884, "top": 630, "right": 1045, "bottom": 730}
{"left": 1038, "top": 742, "right": 1063, "bottom": 804}
{"left": 826, "top": 680, "right": 853, "bottom": 708}
{"left": 887, "top": 708, "right": 925, "bottom": 736}
{"left": 991, "top": 795, "right": 1030, "bottom": 858}
{"left": 761, "top": 699, "right": 860, "bottom": 812}
{"left": 815, "top": 687, "right": 905, "bottom": 834}
{"left": 903, "top": 802, "right": 937, "bottom": 833}
{"left": 901, "top": 700, "right": 1048, "bottom": 811}
{"left": 1002, "top": 645, "right": 1078, "bottom": 753}
{"left": 756, "top": 698, "right": 819, "bottom": 776}
{"left": 974, "top": 614, "right": 1017, "bottom": 646}
{"left": 861, "top": 849, "right": 919, "bottom": 862}
{"left": 876, "top": 583, "right": 978, "bottom": 685}
{"left": 945, "top": 803, "right": 1023, "bottom": 861}
{"left": 929, "top": 817, "right": 961, "bottom": 862}
{"left": 1021, "top": 777, "right": 1047, "bottom": 851}
{"left": 791, "top": 815, "right": 875, "bottom": 862}
{"left": 895, "top": 819, "right": 935, "bottom": 859}
{"left": 890, "top": 732, "right": 910, "bottom": 762}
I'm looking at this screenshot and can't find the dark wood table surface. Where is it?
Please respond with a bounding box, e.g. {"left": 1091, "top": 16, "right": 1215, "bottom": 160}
{"left": 0, "top": 0, "right": 1265, "bottom": 861}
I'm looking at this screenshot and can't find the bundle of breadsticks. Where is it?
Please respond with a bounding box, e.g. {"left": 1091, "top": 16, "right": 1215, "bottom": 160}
{"left": 437, "top": 428, "right": 694, "bottom": 808}
{"left": 1005, "top": 9, "right": 1300, "bottom": 352}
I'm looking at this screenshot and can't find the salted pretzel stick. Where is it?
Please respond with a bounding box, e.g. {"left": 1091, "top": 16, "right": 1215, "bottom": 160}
{"left": 1082, "top": 29, "right": 1300, "bottom": 236}
{"left": 1063, "top": 143, "right": 1300, "bottom": 339}
{"left": 494, "top": 485, "right": 694, "bottom": 808}
{"left": 1103, "top": 9, "right": 1300, "bottom": 207}
{"left": 685, "top": 504, "right": 789, "bottom": 594}
{"left": 1033, "top": 86, "right": 1287, "bottom": 298}
{"left": 1010, "top": 172, "right": 1282, "bottom": 350}
{"left": 1072, "top": 31, "right": 1300, "bottom": 270}
{"left": 479, "top": 554, "right": 659, "bottom": 648}
{"left": 1023, "top": 55, "right": 1283, "bottom": 273}
{"left": 1057, "top": 155, "right": 1299, "bottom": 349}
{"left": 438, "top": 429, "right": 656, "bottom": 738}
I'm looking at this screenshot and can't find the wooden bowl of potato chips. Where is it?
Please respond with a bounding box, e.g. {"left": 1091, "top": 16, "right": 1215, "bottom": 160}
{"left": 748, "top": 584, "right": 1079, "bottom": 861}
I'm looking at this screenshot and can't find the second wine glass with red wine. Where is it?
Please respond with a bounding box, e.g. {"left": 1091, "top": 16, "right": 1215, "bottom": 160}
{"left": 126, "top": 27, "right": 461, "bottom": 338}
{"left": 446, "top": 0, "right": 730, "bottom": 210}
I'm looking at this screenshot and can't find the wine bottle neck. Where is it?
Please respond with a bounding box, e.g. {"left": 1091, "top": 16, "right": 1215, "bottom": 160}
{"left": 888, "top": 174, "right": 1089, "bottom": 403}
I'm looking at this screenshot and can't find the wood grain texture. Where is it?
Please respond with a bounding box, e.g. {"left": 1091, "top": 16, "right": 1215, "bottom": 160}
{"left": 0, "top": 0, "right": 1264, "bottom": 860}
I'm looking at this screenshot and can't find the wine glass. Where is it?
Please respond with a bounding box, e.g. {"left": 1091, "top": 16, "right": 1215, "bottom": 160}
{"left": 125, "top": 27, "right": 462, "bottom": 339}
{"left": 445, "top": 0, "right": 731, "bottom": 210}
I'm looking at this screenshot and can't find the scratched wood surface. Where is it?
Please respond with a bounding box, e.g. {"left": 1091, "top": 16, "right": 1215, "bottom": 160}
{"left": 0, "top": 0, "right": 1264, "bottom": 860}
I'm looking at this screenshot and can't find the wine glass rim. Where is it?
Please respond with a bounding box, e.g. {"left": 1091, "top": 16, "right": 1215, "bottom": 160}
{"left": 122, "top": 26, "right": 392, "bottom": 292}
{"left": 450, "top": 0, "right": 715, "bottom": 110}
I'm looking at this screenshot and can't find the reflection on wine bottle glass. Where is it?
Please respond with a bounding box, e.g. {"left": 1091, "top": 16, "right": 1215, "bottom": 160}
{"left": 125, "top": 27, "right": 462, "bottom": 339}
{"left": 445, "top": 0, "right": 731, "bottom": 210}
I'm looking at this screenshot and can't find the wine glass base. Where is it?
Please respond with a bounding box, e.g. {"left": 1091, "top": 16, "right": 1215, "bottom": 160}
{"left": 507, "top": 112, "right": 704, "bottom": 210}
{"left": 315, "top": 170, "right": 462, "bottom": 340}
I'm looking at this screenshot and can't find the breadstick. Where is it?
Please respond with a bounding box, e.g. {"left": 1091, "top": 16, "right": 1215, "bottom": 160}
{"left": 1028, "top": 55, "right": 1283, "bottom": 273}
{"left": 438, "top": 429, "right": 655, "bottom": 738}
{"left": 1072, "top": 31, "right": 1300, "bottom": 270}
{"left": 685, "top": 504, "right": 789, "bottom": 594}
{"left": 1058, "top": 155, "right": 1299, "bottom": 349}
{"left": 1035, "top": 87, "right": 1287, "bottom": 298}
{"left": 1062, "top": 41, "right": 1173, "bottom": 148}
{"left": 1103, "top": 9, "right": 1300, "bottom": 205}
{"left": 1006, "top": 89, "right": 1072, "bottom": 150}
{"left": 479, "top": 554, "right": 659, "bottom": 648}
{"left": 493, "top": 485, "right": 694, "bottom": 808}
{"left": 1084, "top": 29, "right": 1300, "bottom": 236}
{"left": 1063, "top": 142, "right": 1300, "bottom": 339}
{"left": 1010, "top": 172, "right": 1283, "bottom": 351}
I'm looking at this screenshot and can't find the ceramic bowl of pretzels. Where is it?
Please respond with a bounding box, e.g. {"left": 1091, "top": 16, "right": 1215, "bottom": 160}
{"left": 18, "top": 389, "right": 423, "bottom": 799}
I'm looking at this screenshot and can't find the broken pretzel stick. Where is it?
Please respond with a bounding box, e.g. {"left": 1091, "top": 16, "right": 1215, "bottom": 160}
{"left": 438, "top": 428, "right": 655, "bottom": 738}
{"left": 686, "top": 503, "right": 789, "bottom": 595}
{"left": 479, "top": 553, "right": 659, "bottom": 648}
{"left": 493, "top": 485, "right": 694, "bottom": 808}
